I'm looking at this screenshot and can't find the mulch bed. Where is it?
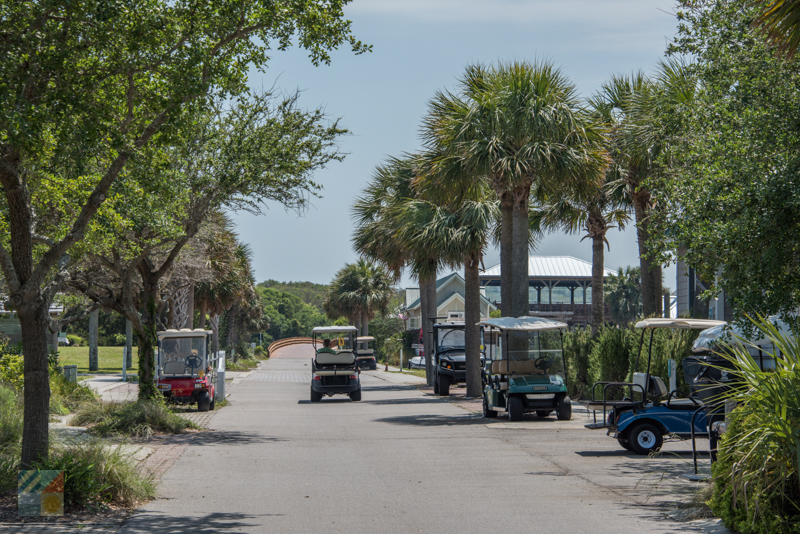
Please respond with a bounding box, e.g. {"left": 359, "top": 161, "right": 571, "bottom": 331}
{"left": 0, "top": 489, "right": 134, "bottom": 525}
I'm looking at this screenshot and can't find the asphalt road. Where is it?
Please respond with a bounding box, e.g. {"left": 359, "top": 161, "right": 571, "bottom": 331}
{"left": 118, "top": 345, "right": 730, "bottom": 534}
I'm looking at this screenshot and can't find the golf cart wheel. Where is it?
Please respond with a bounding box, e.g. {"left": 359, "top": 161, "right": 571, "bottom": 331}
{"left": 617, "top": 436, "right": 633, "bottom": 451}
{"left": 310, "top": 387, "right": 323, "bottom": 403}
{"left": 536, "top": 410, "right": 551, "bottom": 418}
{"left": 629, "top": 423, "right": 663, "bottom": 455}
{"left": 349, "top": 387, "right": 362, "bottom": 402}
{"left": 437, "top": 374, "right": 450, "bottom": 396}
{"left": 197, "top": 391, "right": 211, "bottom": 412}
{"left": 483, "top": 394, "right": 498, "bottom": 418}
{"left": 508, "top": 396, "right": 524, "bottom": 421}
{"left": 210, "top": 397, "right": 216, "bottom": 411}
{"left": 433, "top": 373, "right": 440, "bottom": 394}
{"left": 556, "top": 395, "right": 572, "bottom": 421}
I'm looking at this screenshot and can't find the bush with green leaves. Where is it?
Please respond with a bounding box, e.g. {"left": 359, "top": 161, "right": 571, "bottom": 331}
{"left": 588, "top": 326, "right": 634, "bottom": 399}
{"left": 253, "top": 345, "right": 267, "bottom": 359}
{"left": 0, "top": 384, "right": 22, "bottom": 448}
{"left": 70, "top": 400, "right": 198, "bottom": 438}
{"left": 66, "top": 334, "right": 86, "bottom": 347}
{"left": 563, "top": 326, "right": 594, "bottom": 398}
{"left": 50, "top": 373, "right": 97, "bottom": 415}
{"left": 709, "top": 317, "right": 800, "bottom": 533}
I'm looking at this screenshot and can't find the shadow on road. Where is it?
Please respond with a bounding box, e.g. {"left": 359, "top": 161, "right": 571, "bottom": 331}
{"left": 362, "top": 397, "right": 448, "bottom": 406}
{"left": 190, "top": 430, "right": 286, "bottom": 446}
{"left": 120, "top": 511, "right": 279, "bottom": 533}
{"left": 373, "top": 414, "right": 488, "bottom": 426}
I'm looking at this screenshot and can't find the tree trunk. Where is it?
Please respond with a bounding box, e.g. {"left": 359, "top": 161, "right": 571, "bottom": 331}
{"left": 361, "top": 312, "right": 369, "bottom": 348}
{"left": 125, "top": 319, "right": 133, "bottom": 369}
{"left": 591, "top": 234, "right": 605, "bottom": 336}
{"left": 419, "top": 278, "right": 429, "bottom": 370}
{"left": 210, "top": 314, "right": 219, "bottom": 355}
{"left": 424, "top": 268, "right": 437, "bottom": 386}
{"left": 18, "top": 300, "right": 51, "bottom": 467}
{"left": 633, "top": 190, "right": 662, "bottom": 317}
{"left": 88, "top": 309, "right": 99, "bottom": 372}
{"left": 137, "top": 293, "right": 159, "bottom": 400}
{"left": 186, "top": 283, "right": 195, "bottom": 329}
{"left": 511, "top": 187, "right": 530, "bottom": 318}
{"left": 198, "top": 300, "right": 207, "bottom": 330}
{"left": 354, "top": 314, "right": 362, "bottom": 348}
{"left": 464, "top": 253, "right": 482, "bottom": 398}
{"left": 500, "top": 192, "right": 514, "bottom": 316}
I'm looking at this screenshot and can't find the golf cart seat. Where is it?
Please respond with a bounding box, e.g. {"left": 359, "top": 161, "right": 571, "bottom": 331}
{"left": 355, "top": 349, "right": 374, "bottom": 356}
{"left": 316, "top": 351, "right": 355, "bottom": 365}
{"left": 491, "top": 360, "right": 545, "bottom": 375}
{"left": 163, "top": 361, "right": 186, "bottom": 375}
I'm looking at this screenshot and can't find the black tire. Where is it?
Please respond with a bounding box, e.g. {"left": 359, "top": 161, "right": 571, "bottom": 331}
{"left": 349, "top": 387, "right": 362, "bottom": 402}
{"left": 628, "top": 423, "right": 663, "bottom": 455}
{"left": 197, "top": 391, "right": 211, "bottom": 412}
{"left": 483, "top": 394, "right": 498, "bottom": 418}
{"left": 210, "top": 397, "right": 216, "bottom": 411}
{"left": 508, "top": 396, "right": 524, "bottom": 421}
{"left": 310, "top": 387, "right": 323, "bottom": 403}
{"left": 438, "top": 373, "right": 450, "bottom": 396}
{"left": 557, "top": 395, "right": 572, "bottom": 421}
{"left": 433, "top": 372, "right": 440, "bottom": 394}
{"left": 536, "top": 410, "right": 551, "bottom": 418}
{"left": 617, "top": 436, "right": 633, "bottom": 451}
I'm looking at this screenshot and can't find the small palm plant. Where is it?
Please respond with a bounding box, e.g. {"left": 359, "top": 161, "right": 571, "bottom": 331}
{"left": 710, "top": 315, "right": 800, "bottom": 533}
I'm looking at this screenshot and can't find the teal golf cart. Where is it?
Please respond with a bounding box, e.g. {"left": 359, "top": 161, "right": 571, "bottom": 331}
{"left": 479, "top": 317, "right": 571, "bottom": 422}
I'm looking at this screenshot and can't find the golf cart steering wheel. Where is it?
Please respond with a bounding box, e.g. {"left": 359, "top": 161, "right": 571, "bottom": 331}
{"left": 534, "top": 356, "right": 553, "bottom": 370}
{"left": 185, "top": 355, "right": 202, "bottom": 369}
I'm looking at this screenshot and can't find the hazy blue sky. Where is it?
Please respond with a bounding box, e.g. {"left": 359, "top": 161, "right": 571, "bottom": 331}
{"left": 234, "top": 0, "right": 680, "bottom": 289}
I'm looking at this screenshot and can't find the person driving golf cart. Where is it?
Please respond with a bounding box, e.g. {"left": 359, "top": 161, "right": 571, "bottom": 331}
{"left": 317, "top": 338, "right": 337, "bottom": 355}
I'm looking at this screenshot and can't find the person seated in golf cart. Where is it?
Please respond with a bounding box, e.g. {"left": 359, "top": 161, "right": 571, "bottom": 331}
{"left": 317, "top": 338, "right": 337, "bottom": 355}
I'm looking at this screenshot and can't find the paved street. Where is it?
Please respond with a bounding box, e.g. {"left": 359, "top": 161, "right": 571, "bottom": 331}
{"left": 110, "top": 344, "right": 729, "bottom": 534}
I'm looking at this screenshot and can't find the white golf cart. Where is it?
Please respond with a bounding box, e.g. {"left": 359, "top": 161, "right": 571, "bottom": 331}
{"left": 310, "top": 326, "right": 361, "bottom": 402}
{"left": 355, "top": 336, "right": 377, "bottom": 370}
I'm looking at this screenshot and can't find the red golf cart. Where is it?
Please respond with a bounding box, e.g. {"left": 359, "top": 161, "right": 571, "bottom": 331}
{"left": 157, "top": 328, "right": 216, "bottom": 412}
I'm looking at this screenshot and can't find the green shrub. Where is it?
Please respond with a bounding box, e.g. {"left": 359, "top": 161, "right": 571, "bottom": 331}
{"left": 66, "top": 334, "right": 86, "bottom": 347}
{"left": 50, "top": 372, "right": 96, "bottom": 413}
{"left": 709, "top": 316, "right": 800, "bottom": 533}
{"left": 0, "top": 340, "right": 23, "bottom": 390}
{"left": 227, "top": 357, "right": 259, "bottom": 371}
{"left": 70, "top": 400, "right": 198, "bottom": 438}
{"left": 0, "top": 384, "right": 22, "bottom": 448}
{"left": 33, "top": 440, "right": 156, "bottom": 508}
{"left": 588, "top": 326, "right": 634, "bottom": 400}
{"left": 253, "top": 345, "right": 267, "bottom": 359}
{"left": 563, "top": 327, "right": 594, "bottom": 398}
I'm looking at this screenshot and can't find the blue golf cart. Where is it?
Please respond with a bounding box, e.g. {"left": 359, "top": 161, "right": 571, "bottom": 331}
{"left": 582, "top": 318, "right": 726, "bottom": 455}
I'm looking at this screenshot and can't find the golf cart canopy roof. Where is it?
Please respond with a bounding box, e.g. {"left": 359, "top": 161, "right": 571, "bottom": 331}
{"left": 311, "top": 326, "right": 358, "bottom": 334}
{"left": 476, "top": 316, "right": 567, "bottom": 331}
{"left": 356, "top": 336, "right": 375, "bottom": 342}
{"left": 634, "top": 318, "right": 726, "bottom": 330}
{"left": 693, "top": 315, "right": 794, "bottom": 352}
{"left": 158, "top": 328, "right": 213, "bottom": 338}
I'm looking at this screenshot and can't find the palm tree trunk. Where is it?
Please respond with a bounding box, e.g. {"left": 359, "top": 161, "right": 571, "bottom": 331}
{"left": 424, "top": 268, "right": 437, "bottom": 386}
{"left": 633, "top": 190, "right": 662, "bottom": 317}
{"left": 464, "top": 253, "right": 482, "bottom": 397}
{"left": 511, "top": 187, "right": 530, "bottom": 318}
{"left": 354, "top": 314, "right": 362, "bottom": 347}
{"left": 419, "top": 278, "right": 429, "bottom": 364}
{"left": 198, "top": 300, "right": 207, "bottom": 330}
{"left": 500, "top": 192, "right": 514, "bottom": 316}
{"left": 591, "top": 234, "right": 605, "bottom": 336}
{"left": 361, "top": 311, "right": 369, "bottom": 349}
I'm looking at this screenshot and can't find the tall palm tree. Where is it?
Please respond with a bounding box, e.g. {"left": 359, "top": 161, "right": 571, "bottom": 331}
{"left": 352, "top": 157, "right": 440, "bottom": 383}
{"left": 605, "top": 266, "right": 642, "bottom": 325}
{"left": 531, "top": 176, "right": 627, "bottom": 335}
{"left": 422, "top": 61, "right": 607, "bottom": 318}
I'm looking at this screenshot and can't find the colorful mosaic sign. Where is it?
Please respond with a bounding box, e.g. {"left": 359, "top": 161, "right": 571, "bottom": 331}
{"left": 18, "top": 470, "right": 64, "bottom": 516}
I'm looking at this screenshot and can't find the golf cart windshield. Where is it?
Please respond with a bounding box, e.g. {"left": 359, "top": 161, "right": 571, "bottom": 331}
{"left": 507, "top": 330, "right": 566, "bottom": 379}
{"left": 161, "top": 336, "right": 207, "bottom": 377}
{"left": 437, "top": 328, "right": 465, "bottom": 349}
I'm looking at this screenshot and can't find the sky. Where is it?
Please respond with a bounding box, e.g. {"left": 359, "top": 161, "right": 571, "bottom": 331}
{"left": 233, "top": 0, "right": 680, "bottom": 290}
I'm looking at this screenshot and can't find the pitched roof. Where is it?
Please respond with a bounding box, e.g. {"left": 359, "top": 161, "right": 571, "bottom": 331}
{"left": 405, "top": 272, "right": 497, "bottom": 311}
{"left": 480, "top": 256, "right": 614, "bottom": 279}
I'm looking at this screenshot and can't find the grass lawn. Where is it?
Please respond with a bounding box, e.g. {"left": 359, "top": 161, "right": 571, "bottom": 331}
{"left": 388, "top": 368, "right": 427, "bottom": 378}
{"left": 58, "top": 346, "right": 139, "bottom": 374}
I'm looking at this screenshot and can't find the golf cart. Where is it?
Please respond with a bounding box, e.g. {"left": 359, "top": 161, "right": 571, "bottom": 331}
{"left": 432, "top": 321, "right": 485, "bottom": 396}
{"left": 582, "top": 318, "right": 725, "bottom": 455}
{"left": 480, "top": 317, "right": 572, "bottom": 422}
{"left": 310, "top": 326, "right": 361, "bottom": 402}
{"left": 355, "top": 336, "right": 377, "bottom": 371}
{"left": 157, "top": 328, "right": 216, "bottom": 412}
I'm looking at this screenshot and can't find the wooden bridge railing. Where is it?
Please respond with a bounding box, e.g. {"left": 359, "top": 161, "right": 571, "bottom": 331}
{"left": 267, "top": 336, "right": 317, "bottom": 356}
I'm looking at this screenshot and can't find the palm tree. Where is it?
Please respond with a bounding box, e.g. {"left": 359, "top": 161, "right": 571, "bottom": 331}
{"left": 422, "top": 61, "right": 607, "bottom": 318}
{"left": 531, "top": 175, "right": 628, "bottom": 335}
{"left": 352, "top": 157, "right": 440, "bottom": 383}
{"left": 323, "top": 260, "right": 394, "bottom": 343}
{"left": 605, "top": 266, "right": 642, "bottom": 325}
{"left": 752, "top": 0, "right": 800, "bottom": 56}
